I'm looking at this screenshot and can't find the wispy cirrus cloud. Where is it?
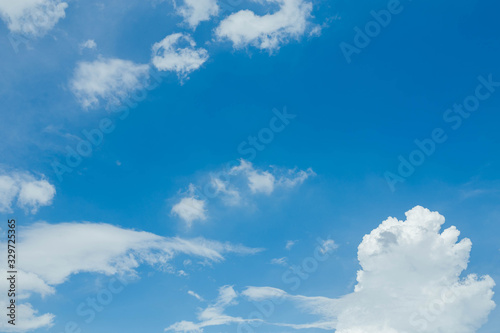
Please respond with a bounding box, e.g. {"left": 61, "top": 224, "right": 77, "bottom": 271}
{"left": 187, "top": 290, "right": 204, "bottom": 301}
{"left": 166, "top": 285, "right": 260, "bottom": 332}
{"left": 17, "top": 221, "right": 260, "bottom": 285}
{"left": 228, "top": 159, "right": 315, "bottom": 195}
{"left": 270, "top": 257, "right": 288, "bottom": 266}
{"left": 285, "top": 239, "right": 297, "bottom": 250}
{"left": 0, "top": 221, "right": 261, "bottom": 331}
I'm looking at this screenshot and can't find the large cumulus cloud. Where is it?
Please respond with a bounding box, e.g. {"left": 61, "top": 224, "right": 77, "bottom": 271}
{"left": 334, "top": 206, "right": 495, "bottom": 332}
{"left": 166, "top": 206, "right": 496, "bottom": 332}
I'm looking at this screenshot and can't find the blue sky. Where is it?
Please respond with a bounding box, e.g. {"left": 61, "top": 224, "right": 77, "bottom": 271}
{"left": 0, "top": 0, "right": 499, "bottom": 332}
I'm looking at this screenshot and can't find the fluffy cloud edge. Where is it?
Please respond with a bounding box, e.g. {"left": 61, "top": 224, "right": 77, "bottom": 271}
{"left": 0, "top": 0, "right": 68, "bottom": 37}
{"left": 175, "top": 0, "right": 219, "bottom": 28}
{"left": 152, "top": 33, "right": 209, "bottom": 80}
{"left": 215, "top": 0, "right": 320, "bottom": 51}
{"left": 0, "top": 171, "right": 56, "bottom": 214}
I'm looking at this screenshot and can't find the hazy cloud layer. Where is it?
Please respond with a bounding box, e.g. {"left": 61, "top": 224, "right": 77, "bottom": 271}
{"left": 70, "top": 57, "right": 150, "bottom": 109}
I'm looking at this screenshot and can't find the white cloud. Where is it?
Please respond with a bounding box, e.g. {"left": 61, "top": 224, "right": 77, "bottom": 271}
{"left": 277, "top": 167, "right": 316, "bottom": 188}
{"left": 188, "top": 290, "right": 204, "bottom": 301}
{"left": 0, "top": 221, "right": 260, "bottom": 331}
{"left": 241, "top": 286, "right": 288, "bottom": 300}
{"left": 331, "top": 206, "right": 496, "bottom": 333}
{"left": 210, "top": 177, "right": 241, "bottom": 206}
{"left": 215, "top": 0, "right": 318, "bottom": 51}
{"left": 247, "top": 169, "right": 275, "bottom": 194}
{"left": 0, "top": 0, "right": 68, "bottom": 36}
{"left": 171, "top": 185, "right": 208, "bottom": 227}
{"left": 18, "top": 221, "right": 259, "bottom": 285}
{"left": 167, "top": 285, "right": 335, "bottom": 332}
{"left": 229, "top": 159, "right": 315, "bottom": 195}
{"left": 0, "top": 175, "right": 18, "bottom": 213}
{"left": 70, "top": 57, "right": 150, "bottom": 109}
{"left": 285, "top": 240, "right": 297, "bottom": 250}
{"left": 318, "top": 238, "right": 338, "bottom": 254}
{"left": 166, "top": 207, "right": 496, "bottom": 332}
{"left": 170, "top": 160, "right": 314, "bottom": 227}
{"left": 166, "top": 286, "right": 259, "bottom": 332}
{"left": 175, "top": 0, "right": 219, "bottom": 28}
{"left": 80, "top": 39, "right": 97, "bottom": 50}
{"left": 0, "top": 270, "right": 55, "bottom": 331}
{"left": 171, "top": 197, "right": 207, "bottom": 226}
{"left": 270, "top": 257, "right": 288, "bottom": 266}
{"left": 242, "top": 286, "right": 337, "bottom": 330}
{"left": 0, "top": 300, "right": 55, "bottom": 332}
{"left": 16, "top": 271, "right": 55, "bottom": 299}
{"left": 17, "top": 179, "right": 56, "bottom": 213}
{"left": 152, "top": 33, "right": 208, "bottom": 80}
{"left": 0, "top": 172, "right": 55, "bottom": 214}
